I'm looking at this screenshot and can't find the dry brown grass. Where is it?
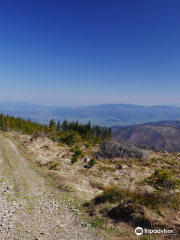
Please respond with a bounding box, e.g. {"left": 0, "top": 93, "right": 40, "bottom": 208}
{"left": 4, "top": 131, "right": 180, "bottom": 239}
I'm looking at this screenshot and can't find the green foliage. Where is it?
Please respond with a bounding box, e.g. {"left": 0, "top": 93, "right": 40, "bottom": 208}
{"left": 74, "top": 149, "right": 83, "bottom": 157}
{"left": 85, "top": 143, "right": 91, "bottom": 148}
{"left": 148, "top": 169, "right": 180, "bottom": 190}
{"left": 71, "top": 145, "right": 85, "bottom": 158}
{"left": 91, "top": 218, "right": 105, "bottom": 227}
{"left": 88, "top": 158, "right": 97, "bottom": 167}
{"left": 71, "top": 157, "right": 78, "bottom": 164}
{"left": 60, "top": 119, "right": 112, "bottom": 142}
{"left": 56, "top": 120, "right": 61, "bottom": 131}
{"left": 0, "top": 114, "right": 112, "bottom": 148}
{"left": 59, "top": 133, "right": 77, "bottom": 146}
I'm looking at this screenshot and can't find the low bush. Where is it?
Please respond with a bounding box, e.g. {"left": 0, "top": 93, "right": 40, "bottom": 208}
{"left": 147, "top": 169, "right": 180, "bottom": 190}
{"left": 74, "top": 149, "right": 83, "bottom": 157}
{"left": 70, "top": 146, "right": 84, "bottom": 158}
{"left": 71, "top": 157, "right": 78, "bottom": 164}
{"left": 85, "top": 143, "right": 91, "bottom": 149}
{"left": 88, "top": 158, "right": 97, "bottom": 167}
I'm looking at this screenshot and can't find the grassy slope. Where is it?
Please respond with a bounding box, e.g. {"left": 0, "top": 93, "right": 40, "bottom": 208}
{"left": 3, "top": 131, "right": 180, "bottom": 239}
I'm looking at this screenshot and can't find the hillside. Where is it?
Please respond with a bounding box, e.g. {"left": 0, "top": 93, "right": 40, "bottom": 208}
{"left": 113, "top": 121, "right": 180, "bottom": 152}
{"left": 0, "top": 112, "right": 180, "bottom": 239}
{"left": 1, "top": 130, "right": 180, "bottom": 239}
{"left": 1, "top": 102, "right": 180, "bottom": 126}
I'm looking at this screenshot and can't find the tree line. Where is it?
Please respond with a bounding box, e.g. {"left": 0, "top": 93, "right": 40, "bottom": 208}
{"left": 0, "top": 114, "right": 112, "bottom": 145}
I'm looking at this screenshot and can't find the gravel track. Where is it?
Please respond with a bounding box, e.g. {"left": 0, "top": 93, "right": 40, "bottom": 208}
{"left": 0, "top": 135, "right": 103, "bottom": 240}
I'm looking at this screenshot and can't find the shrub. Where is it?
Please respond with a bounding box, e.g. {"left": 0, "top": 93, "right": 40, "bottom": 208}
{"left": 71, "top": 157, "right": 78, "bottom": 164}
{"left": 88, "top": 158, "right": 97, "bottom": 167}
{"left": 147, "top": 169, "right": 180, "bottom": 190}
{"left": 74, "top": 149, "right": 83, "bottom": 157}
{"left": 85, "top": 143, "right": 91, "bottom": 148}
{"left": 70, "top": 146, "right": 84, "bottom": 157}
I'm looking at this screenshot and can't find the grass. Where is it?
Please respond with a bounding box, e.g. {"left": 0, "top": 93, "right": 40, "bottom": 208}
{"left": 95, "top": 185, "right": 180, "bottom": 207}
{"left": 78, "top": 168, "right": 87, "bottom": 174}
{"left": 84, "top": 185, "right": 180, "bottom": 230}
{"left": 44, "top": 161, "right": 61, "bottom": 170}
{"left": 89, "top": 180, "right": 104, "bottom": 190}
{"left": 3, "top": 131, "right": 180, "bottom": 239}
{"left": 99, "top": 166, "right": 115, "bottom": 172}
{"left": 91, "top": 218, "right": 105, "bottom": 227}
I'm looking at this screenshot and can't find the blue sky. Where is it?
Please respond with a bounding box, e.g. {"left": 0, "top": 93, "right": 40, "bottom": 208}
{"left": 0, "top": 0, "right": 180, "bottom": 107}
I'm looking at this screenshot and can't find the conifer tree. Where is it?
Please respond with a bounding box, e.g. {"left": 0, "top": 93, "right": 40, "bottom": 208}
{"left": 56, "top": 120, "right": 61, "bottom": 131}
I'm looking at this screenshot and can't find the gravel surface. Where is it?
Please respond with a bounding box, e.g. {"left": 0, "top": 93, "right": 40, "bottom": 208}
{"left": 0, "top": 135, "right": 103, "bottom": 240}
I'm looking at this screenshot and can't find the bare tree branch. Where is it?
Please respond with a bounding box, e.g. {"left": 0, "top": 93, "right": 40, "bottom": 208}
{"left": 162, "top": 118, "right": 180, "bottom": 131}
{"left": 151, "top": 125, "right": 178, "bottom": 159}
{"left": 165, "top": 111, "right": 180, "bottom": 124}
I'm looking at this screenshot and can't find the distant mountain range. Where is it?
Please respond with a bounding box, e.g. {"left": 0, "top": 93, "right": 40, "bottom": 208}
{"left": 113, "top": 121, "right": 180, "bottom": 152}
{"left": 0, "top": 102, "right": 180, "bottom": 127}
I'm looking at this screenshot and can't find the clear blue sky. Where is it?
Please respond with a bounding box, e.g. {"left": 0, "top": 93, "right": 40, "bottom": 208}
{"left": 0, "top": 0, "right": 180, "bottom": 107}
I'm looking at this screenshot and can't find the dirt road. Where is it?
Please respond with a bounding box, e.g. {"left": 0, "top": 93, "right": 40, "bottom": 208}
{"left": 0, "top": 135, "right": 103, "bottom": 240}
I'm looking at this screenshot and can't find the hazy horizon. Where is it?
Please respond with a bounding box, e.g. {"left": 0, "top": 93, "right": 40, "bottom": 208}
{"left": 0, "top": 100, "right": 180, "bottom": 108}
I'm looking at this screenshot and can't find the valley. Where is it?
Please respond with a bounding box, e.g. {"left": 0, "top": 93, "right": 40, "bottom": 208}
{"left": 1, "top": 102, "right": 180, "bottom": 126}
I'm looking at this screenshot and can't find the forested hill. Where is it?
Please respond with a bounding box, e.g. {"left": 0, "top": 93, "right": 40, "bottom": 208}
{"left": 1, "top": 102, "right": 180, "bottom": 126}
{"left": 0, "top": 114, "right": 112, "bottom": 146}
{"left": 113, "top": 121, "right": 180, "bottom": 152}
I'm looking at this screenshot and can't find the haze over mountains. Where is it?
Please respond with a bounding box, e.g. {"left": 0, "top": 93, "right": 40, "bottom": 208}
{"left": 0, "top": 102, "right": 180, "bottom": 127}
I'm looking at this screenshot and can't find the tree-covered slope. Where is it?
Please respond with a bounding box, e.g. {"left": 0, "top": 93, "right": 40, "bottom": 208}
{"left": 113, "top": 121, "right": 180, "bottom": 152}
